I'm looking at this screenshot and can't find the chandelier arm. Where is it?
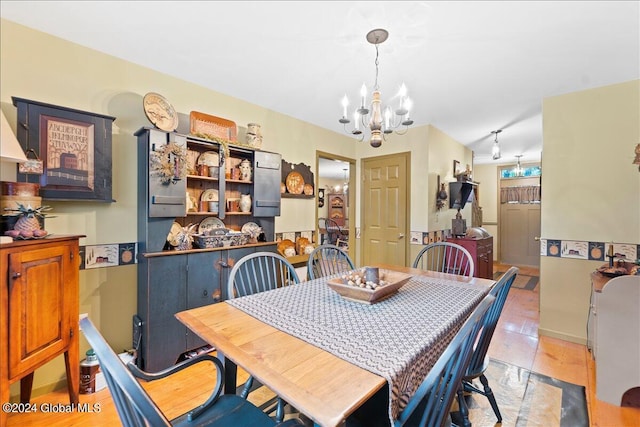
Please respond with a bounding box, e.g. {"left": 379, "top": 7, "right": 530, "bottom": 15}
{"left": 394, "top": 126, "right": 409, "bottom": 136}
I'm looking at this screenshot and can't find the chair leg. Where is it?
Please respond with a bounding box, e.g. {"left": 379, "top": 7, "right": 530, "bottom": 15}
{"left": 275, "top": 397, "right": 286, "bottom": 423}
{"left": 240, "top": 376, "right": 254, "bottom": 399}
{"left": 479, "top": 374, "right": 502, "bottom": 423}
{"left": 456, "top": 386, "right": 472, "bottom": 427}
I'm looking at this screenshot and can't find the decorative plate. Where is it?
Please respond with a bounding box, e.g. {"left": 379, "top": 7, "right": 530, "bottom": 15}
{"left": 303, "top": 183, "right": 314, "bottom": 195}
{"left": 197, "top": 151, "right": 219, "bottom": 166}
{"left": 167, "top": 222, "right": 182, "bottom": 247}
{"left": 143, "top": 92, "right": 179, "bottom": 132}
{"left": 286, "top": 171, "right": 304, "bottom": 194}
{"left": 200, "top": 189, "right": 219, "bottom": 202}
{"left": 198, "top": 217, "right": 225, "bottom": 235}
{"left": 241, "top": 222, "right": 261, "bottom": 235}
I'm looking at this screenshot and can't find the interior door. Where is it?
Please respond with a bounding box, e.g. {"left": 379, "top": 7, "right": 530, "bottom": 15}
{"left": 500, "top": 203, "right": 541, "bottom": 266}
{"left": 362, "top": 153, "right": 409, "bottom": 266}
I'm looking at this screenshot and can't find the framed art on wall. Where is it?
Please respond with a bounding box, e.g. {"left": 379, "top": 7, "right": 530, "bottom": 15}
{"left": 13, "top": 97, "right": 116, "bottom": 202}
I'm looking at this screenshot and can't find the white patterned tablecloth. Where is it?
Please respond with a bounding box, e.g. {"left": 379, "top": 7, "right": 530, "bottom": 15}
{"left": 227, "top": 271, "right": 489, "bottom": 422}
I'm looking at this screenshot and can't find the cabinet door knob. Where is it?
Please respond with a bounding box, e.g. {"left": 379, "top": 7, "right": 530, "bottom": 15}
{"left": 202, "top": 290, "right": 208, "bottom": 297}
{"left": 11, "top": 271, "right": 21, "bottom": 279}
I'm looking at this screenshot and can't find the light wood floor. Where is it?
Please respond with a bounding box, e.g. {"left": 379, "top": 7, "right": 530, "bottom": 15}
{"left": 7, "top": 264, "right": 640, "bottom": 426}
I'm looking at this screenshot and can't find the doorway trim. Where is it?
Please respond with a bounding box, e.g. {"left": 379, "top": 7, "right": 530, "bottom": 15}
{"left": 315, "top": 151, "right": 356, "bottom": 261}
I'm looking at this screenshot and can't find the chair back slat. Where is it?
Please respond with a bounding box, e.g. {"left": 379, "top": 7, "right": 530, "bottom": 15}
{"left": 79, "top": 316, "right": 171, "bottom": 427}
{"left": 228, "top": 252, "right": 300, "bottom": 299}
{"left": 307, "top": 244, "right": 355, "bottom": 280}
{"left": 467, "top": 266, "right": 519, "bottom": 375}
{"left": 395, "top": 294, "right": 496, "bottom": 427}
{"left": 412, "top": 242, "right": 475, "bottom": 278}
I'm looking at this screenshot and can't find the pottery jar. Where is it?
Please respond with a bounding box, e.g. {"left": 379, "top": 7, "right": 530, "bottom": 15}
{"left": 247, "top": 123, "right": 262, "bottom": 136}
{"left": 239, "top": 194, "right": 251, "bottom": 213}
{"left": 239, "top": 159, "right": 252, "bottom": 181}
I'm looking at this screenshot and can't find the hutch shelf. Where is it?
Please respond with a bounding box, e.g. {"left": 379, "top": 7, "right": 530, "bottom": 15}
{"left": 135, "top": 128, "right": 282, "bottom": 371}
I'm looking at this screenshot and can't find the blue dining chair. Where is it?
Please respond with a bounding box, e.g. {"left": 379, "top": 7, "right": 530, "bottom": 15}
{"left": 455, "top": 266, "right": 519, "bottom": 427}
{"left": 306, "top": 244, "right": 355, "bottom": 280}
{"left": 412, "top": 242, "right": 475, "bottom": 278}
{"left": 79, "top": 315, "right": 303, "bottom": 427}
{"left": 227, "top": 251, "right": 300, "bottom": 298}
{"left": 393, "top": 293, "right": 496, "bottom": 427}
{"left": 227, "top": 252, "right": 300, "bottom": 422}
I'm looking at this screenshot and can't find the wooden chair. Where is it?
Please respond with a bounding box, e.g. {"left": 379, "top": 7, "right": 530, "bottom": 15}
{"left": 227, "top": 252, "right": 300, "bottom": 421}
{"left": 319, "top": 217, "right": 348, "bottom": 249}
{"left": 79, "top": 315, "right": 303, "bottom": 427}
{"left": 306, "top": 244, "right": 355, "bottom": 280}
{"left": 394, "top": 294, "right": 496, "bottom": 427}
{"left": 227, "top": 251, "right": 300, "bottom": 298}
{"left": 455, "top": 266, "right": 519, "bottom": 426}
{"left": 412, "top": 242, "right": 475, "bottom": 278}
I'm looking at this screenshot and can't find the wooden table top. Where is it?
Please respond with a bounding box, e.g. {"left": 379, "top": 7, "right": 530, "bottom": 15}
{"left": 176, "top": 264, "right": 494, "bottom": 427}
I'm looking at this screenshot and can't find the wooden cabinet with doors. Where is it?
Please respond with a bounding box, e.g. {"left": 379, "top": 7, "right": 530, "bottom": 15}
{"left": 328, "top": 193, "right": 346, "bottom": 226}
{"left": 448, "top": 236, "right": 493, "bottom": 279}
{"left": 1, "top": 235, "right": 82, "bottom": 426}
{"left": 137, "top": 244, "right": 275, "bottom": 371}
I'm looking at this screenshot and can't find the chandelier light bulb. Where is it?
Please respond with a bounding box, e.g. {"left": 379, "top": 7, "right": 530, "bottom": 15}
{"left": 341, "top": 95, "right": 349, "bottom": 119}
{"left": 397, "top": 83, "right": 408, "bottom": 115}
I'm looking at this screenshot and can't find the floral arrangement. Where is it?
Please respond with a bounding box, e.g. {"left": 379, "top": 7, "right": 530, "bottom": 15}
{"left": 150, "top": 142, "right": 187, "bottom": 184}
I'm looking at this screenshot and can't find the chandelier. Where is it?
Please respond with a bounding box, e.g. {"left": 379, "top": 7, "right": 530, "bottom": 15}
{"left": 339, "top": 28, "right": 414, "bottom": 147}
{"left": 514, "top": 155, "right": 523, "bottom": 176}
{"left": 491, "top": 129, "right": 502, "bottom": 160}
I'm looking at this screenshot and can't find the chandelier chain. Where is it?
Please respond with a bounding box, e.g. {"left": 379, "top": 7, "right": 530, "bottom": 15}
{"left": 374, "top": 43, "right": 380, "bottom": 90}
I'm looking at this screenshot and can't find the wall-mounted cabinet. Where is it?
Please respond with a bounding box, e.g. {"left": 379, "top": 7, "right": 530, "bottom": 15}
{"left": 135, "top": 127, "right": 281, "bottom": 370}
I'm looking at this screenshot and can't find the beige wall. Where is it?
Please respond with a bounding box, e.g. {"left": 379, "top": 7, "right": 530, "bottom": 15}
{"left": 471, "top": 163, "right": 499, "bottom": 260}
{"left": 540, "top": 79, "right": 640, "bottom": 343}
{"left": 351, "top": 124, "right": 473, "bottom": 266}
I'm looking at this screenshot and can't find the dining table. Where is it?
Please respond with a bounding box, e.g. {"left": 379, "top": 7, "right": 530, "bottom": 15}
{"left": 175, "top": 263, "right": 495, "bottom": 427}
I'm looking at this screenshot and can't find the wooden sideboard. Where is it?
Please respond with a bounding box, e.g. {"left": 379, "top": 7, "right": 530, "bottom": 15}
{"left": 447, "top": 236, "right": 494, "bottom": 279}
{"left": 1, "top": 235, "right": 82, "bottom": 425}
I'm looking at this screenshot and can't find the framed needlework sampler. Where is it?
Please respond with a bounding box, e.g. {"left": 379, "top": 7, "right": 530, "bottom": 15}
{"left": 12, "top": 97, "right": 116, "bottom": 202}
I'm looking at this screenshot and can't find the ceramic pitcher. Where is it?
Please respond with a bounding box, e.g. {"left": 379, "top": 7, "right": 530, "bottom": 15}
{"left": 239, "top": 194, "right": 252, "bottom": 213}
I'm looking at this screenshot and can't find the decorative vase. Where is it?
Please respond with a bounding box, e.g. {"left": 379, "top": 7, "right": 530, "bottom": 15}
{"left": 245, "top": 123, "right": 263, "bottom": 148}
{"left": 239, "top": 194, "right": 252, "bottom": 213}
{"left": 239, "top": 159, "right": 252, "bottom": 181}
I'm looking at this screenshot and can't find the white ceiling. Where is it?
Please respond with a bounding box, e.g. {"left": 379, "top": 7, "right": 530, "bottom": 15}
{"left": 1, "top": 1, "right": 638, "bottom": 167}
